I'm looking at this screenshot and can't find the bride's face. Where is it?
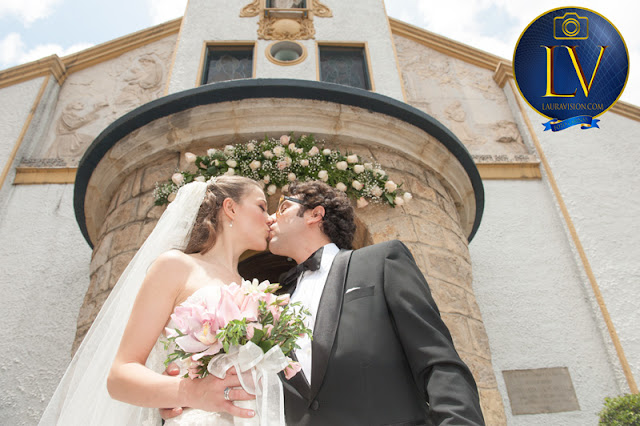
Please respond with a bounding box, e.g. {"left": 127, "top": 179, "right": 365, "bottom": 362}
{"left": 232, "top": 185, "right": 271, "bottom": 251}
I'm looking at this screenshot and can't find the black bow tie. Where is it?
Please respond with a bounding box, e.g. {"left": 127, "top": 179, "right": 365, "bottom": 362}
{"left": 278, "top": 247, "right": 324, "bottom": 293}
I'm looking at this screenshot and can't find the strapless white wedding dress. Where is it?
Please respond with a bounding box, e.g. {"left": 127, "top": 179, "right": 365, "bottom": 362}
{"left": 146, "top": 285, "right": 246, "bottom": 426}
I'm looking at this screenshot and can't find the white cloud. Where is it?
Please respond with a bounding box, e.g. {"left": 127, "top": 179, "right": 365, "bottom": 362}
{"left": 0, "top": 0, "right": 62, "bottom": 25}
{"left": 0, "top": 32, "right": 93, "bottom": 69}
{"left": 0, "top": 32, "right": 24, "bottom": 65}
{"left": 145, "top": 0, "right": 187, "bottom": 25}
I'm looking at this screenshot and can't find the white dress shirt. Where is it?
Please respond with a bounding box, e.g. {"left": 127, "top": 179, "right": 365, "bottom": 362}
{"left": 289, "top": 243, "right": 340, "bottom": 384}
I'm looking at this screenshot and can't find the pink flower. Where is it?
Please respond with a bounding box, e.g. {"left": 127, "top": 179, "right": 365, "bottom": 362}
{"left": 280, "top": 135, "right": 290, "bottom": 144}
{"left": 356, "top": 197, "right": 369, "bottom": 208}
{"left": 284, "top": 361, "right": 302, "bottom": 380}
{"left": 216, "top": 287, "right": 243, "bottom": 325}
{"left": 184, "top": 152, "right": 197, "bottom": 164}
{"left": 308, "top": 146, "right": 319, "bottom": 156}
{"left": 277, "top": 160, "right": 288, "bottom": 170}
{"left": 246, "top": 322, "right": 263, "bottom": 339}
{"left": 276, "top": 294, "right": 290, "bottom": 306}
{"left": 172, "top": 173, "right": 184, "bottom": 186}
{"left": 264, "top": 324, "right": 274, "bottom": 337}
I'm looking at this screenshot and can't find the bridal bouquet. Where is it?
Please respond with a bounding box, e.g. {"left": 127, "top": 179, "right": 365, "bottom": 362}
{"left": 163, "top": 279, "right": 310, "bottom": 424}
{"left": 164, "top": 279, "right": 310, "bottom": 380}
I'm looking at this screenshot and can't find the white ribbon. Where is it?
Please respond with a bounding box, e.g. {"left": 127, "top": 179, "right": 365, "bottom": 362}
{"left": 208, "top": 342, "right": 290, "bottom": 426}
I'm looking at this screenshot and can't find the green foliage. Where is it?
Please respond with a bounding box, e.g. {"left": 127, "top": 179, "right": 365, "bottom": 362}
{"left": 154, "top": 134, "right": 409, "bottom": 207}
{"left": 599, "top": 393, "right": 640, "bottom": 425}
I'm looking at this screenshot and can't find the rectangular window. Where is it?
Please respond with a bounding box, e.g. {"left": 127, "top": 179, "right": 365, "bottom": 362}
{"left": 202, "top": 45, "right": 254, "bottom": 85}
{"left": 318, "top": 46, "right": 371, "bottom": 90}
{"left": 266, "top": 0, "right": 306, "bottom": 8}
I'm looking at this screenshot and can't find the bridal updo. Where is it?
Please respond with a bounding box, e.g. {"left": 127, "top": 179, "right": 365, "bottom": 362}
{"left": 184, "top": 176, "right": 263, "bottom": 255}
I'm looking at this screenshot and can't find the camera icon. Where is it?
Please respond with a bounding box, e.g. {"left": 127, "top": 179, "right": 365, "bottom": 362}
{"left": 554, "top": 12, "right": 589, "bottom": 40}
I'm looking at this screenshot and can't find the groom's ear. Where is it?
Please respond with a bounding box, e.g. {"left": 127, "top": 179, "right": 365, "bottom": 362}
{"left": 305, "top": 206, "right": 325, "bottom": 226}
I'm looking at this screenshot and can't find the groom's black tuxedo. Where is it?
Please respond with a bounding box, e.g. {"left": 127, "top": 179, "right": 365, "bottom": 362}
{"left": 280, "top": 240, "right": 484, "bottom": 426}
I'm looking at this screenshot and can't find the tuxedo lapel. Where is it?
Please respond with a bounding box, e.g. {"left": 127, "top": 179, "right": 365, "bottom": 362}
{"left": 309, "top": 249, "right": 353, "bottom": 404}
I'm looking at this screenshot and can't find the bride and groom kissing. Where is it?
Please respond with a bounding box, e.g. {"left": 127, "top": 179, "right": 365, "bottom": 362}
{"left": 40, "top": 176, "right": 485, "bottom": 425}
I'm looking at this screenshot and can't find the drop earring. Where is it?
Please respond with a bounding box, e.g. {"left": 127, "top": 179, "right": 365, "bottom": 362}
{"left": 229, "top": 220, "right": 233, "bottom": 228}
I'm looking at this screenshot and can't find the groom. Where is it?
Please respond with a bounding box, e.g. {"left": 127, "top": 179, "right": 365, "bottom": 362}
{"left": 265, "top": 181, "right": 484, "bottom": 425}
{"left": 163, "top": 180, "right": 484, "bottom": 425}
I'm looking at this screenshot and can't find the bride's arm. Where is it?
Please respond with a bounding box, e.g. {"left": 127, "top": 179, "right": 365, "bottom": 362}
{"left": 107, "top": 251, "right": 254, "bottom": 416}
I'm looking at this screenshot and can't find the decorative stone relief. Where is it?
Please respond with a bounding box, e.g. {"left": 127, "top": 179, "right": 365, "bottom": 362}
{"left": 34, "top": 36, "right": 176, "bottom": 165}
{"left": 394, "top": 34, "right": 529, "bottom": 157}
{"left": 258, "top": 16, "right": 316, "bottom": 40}
{"left": 240, "top": 0, "right": 331, "bottom": 40}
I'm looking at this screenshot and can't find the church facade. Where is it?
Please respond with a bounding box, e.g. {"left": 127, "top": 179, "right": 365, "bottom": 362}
{"left": 0, "top": 1, "right": 638, "bottom": 424}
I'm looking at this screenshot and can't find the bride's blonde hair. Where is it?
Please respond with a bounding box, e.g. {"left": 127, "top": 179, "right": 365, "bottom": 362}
{"left": 184, "top": 176, "right": 263, "bottom": 255}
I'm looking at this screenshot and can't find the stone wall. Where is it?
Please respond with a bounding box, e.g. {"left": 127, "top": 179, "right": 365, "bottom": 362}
{"left": 76, "top": 142, "right": 505, "bottom": 424}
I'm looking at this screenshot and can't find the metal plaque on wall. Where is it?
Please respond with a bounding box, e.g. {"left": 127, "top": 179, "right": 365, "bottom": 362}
{"left": 503, "top": 367, "right": 580, "bottom": 415}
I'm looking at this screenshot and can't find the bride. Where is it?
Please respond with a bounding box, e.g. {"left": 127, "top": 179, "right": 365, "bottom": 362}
{"left": 39, "top": 176, "right": 274, "bottom": 425}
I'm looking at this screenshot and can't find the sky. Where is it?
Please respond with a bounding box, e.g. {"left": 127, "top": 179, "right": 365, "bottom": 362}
{"left": 0, "top": 0, "right": 638, "bottom": 106}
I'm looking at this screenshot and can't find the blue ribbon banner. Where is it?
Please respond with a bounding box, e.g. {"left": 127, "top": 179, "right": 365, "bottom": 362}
{"left": 543, "top": 116, "right": 601, "bottom": 132}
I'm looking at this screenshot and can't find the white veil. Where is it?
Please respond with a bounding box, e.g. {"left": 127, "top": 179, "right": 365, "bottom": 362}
{"left": 39, "top": 181, "right": 208, "bottom": 426}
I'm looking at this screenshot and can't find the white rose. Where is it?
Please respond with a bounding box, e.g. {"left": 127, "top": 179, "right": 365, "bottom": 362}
{"left": 273, "top": 146, "right": 285, "bottom": 156}
{"left": 288, "top": 172, "right": 297, "bottom": 182}
{"left": 214, "top": 159, "right": 220, "bottom": 166}
{"left": 374, "top": 169, "right": 386, "bottom": 177}
{"left": 280, "top": 135, "right": 291, "bottom": 144}
{"left": 171, "top": 173, "right": 184, "bottom": 186}
{"left": 226, "top": 168, "right": 235, "bottom": 175}
{"left": 336, "top": 161, "right": 348, "bottom": 171}
{"left": 263, "top": 175, "right": 270, "bottom": 184}
{"left": 194, "top": 176, "right": 205, "bottom": 182}
{"left": 207, "top": 148, "right": 217, "bottom": 156}
{"left": 288, "top": 143, "right": 296, "bottom": 150}
{"left": 300, "top": 159, "right": 309, "bottom": 167}
{"left": 385, "top": 180, "right": 397, "bottom": 192}
{"left": 371, "top": 186, "right": 383, "bottom": 197}
{"left": 352, "top": 180, "right": 363, "bottom": 191}
{"left": 224, "top": 145, "right": 235, "bottom": 155}
{"left": 318, "top": 170, "right": 329, "bottom": 182}
{"left": 267, "top": 184, "right": 277, "bottom": 195}
{"left": 356, "top": 197, "right": 369, "bottom": 208}
{"left": 309, "top": 146, "right": 319, "bottom": 156}
{"left": 347, "top": 154, "right": 358, "bottom": 164}
{"left": 285, "top": 156, "right": 292, "bottom": 166}
{"left": 184, "top": 152, "right": 197, "bottom": 164}
{"left": 394, "top": 196, "right": 404, "bottom": 206}
{"left": 246, "top": 142, "right": 255, "bottom": 152}
{"left": 263, "top": 150, "right": 274, "bottom": 159}
{"left": 403, "top": 192, "right": 413, "bottom": 202}
{"left": 364, "top": 162, "right": 373, "bottom": 170}
{"left": 354, "top": 164, "right": 365, "bottom": 174}
{"left": 250, "top": 160, "right": 261, "bottom": 170}
{"left": 167, "top": 192, "right": 176, "bottom": 202}
{"left": 282, "top": 184, "right": 289, "bottom": 193}
{"left": 296, "top": 148, "right": 304, "bottom": 154}
{"left": 226, "top": 159, "right": 237, "bottom": 168}
{"left": 336, "top": 182, "right": 347, "bottom": 192}
{"left": 322, "top": 148, "right": 331, "bottom": 155}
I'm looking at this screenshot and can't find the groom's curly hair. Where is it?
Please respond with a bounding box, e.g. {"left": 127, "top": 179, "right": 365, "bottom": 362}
{"left": 288, "top": 181, "right": 356, "bottom": 249}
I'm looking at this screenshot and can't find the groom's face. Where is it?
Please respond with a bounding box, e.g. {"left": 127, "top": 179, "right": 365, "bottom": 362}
{"left": 268, "top": 196, "right": 305, "bottom": 257}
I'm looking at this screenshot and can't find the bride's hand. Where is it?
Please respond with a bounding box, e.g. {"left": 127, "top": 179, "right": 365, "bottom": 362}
{"left": 181, "top": 367, "right": 257, "bottom": 418}
{"left": 159, "top": 363, "right": 184, "bottom": 420}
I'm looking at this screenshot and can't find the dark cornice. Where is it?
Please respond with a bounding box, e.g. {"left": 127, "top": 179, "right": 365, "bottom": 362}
{"left": 75, "top": 79, "right": 484, "bottom": 247}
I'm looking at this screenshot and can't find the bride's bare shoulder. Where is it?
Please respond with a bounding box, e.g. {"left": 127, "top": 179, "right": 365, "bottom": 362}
{"left": 147, "top": 250, "right": 196, "bottom": 280}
